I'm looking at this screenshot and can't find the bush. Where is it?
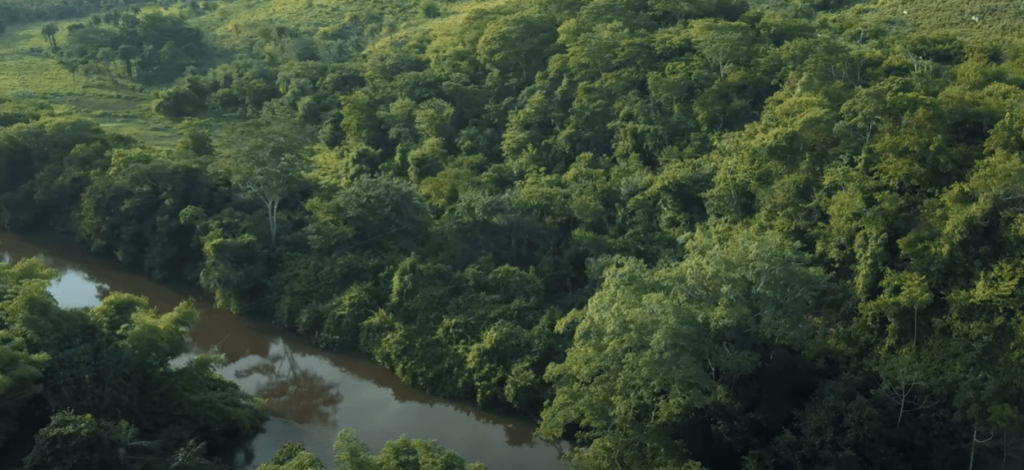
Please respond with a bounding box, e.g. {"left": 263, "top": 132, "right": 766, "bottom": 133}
{"left": 418, "top": 0, "right": 442, "bottom": 18}
{"left": 153, "top": 87, "right": 205, "bottom": 117}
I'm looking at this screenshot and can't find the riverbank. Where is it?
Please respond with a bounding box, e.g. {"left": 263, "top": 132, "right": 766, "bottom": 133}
{"left": 0, "top": 230, "right": 567, "bottom": 470}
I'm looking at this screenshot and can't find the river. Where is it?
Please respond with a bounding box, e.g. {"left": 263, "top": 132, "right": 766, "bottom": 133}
{"left": 0, "top": 231, "right": 567, "bottom": 470}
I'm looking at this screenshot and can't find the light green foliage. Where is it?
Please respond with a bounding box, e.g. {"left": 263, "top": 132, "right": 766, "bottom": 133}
{"left": 334, "top": 428, "right": 487, "bottom": 470}
{"left": 0, "top": 258, "right": 54, "bottom": 449}
{"left": 256, "top": 430, "right": 487, "bottom": 470}
{"left": 541, "top": 223, "right": 830, "bottom": 468}
{"left": 174, "top": 117, "right": 214, "bottom": 156}
{"left": 21, "top": 411, "right": 148, "bottom": 470}
{"left": 258, "top": 442, "right": 328, "bottom": 470}
{"left": 210, "top": 112, "right": 314, "bottom": 244}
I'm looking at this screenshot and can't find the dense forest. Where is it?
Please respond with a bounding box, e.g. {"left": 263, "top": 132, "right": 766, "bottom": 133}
{"left": 3, "top": 0, "right": 1024, "bottom": 468}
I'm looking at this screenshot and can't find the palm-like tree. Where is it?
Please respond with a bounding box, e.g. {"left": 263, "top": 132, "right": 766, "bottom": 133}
{"left": 41, "top": 23, "right": 58, "bottom": 50}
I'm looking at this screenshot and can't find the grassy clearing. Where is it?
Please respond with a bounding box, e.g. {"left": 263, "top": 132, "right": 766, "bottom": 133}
{"left": 0, "top": 22, "right": 87, "bottom": 97}
{"left": 868, "top": 0, "right": 1022, "bottom": 45}
{"left": 0, "top": 9, "right": 186, "bottom": 147}
{"left": 188, "top": 0, "right": 451, "bottom": 53}
{"left": 190, "top": 0, "right": 362, "bottom": 51}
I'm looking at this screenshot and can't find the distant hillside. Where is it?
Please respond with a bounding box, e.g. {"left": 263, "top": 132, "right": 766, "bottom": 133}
{"left": 869, "top": 0, "right": 1022, "bottom": 45}
{"left": 0, "top": 0, "right": 150, "bottom": 23}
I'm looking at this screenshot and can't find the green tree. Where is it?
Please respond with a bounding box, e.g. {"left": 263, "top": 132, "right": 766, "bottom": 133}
{"left": 22, "top": 411, "right": 151, "bottom": 470}
{"left": 174, "top": 117, "right": 215, "bottom": 156}
{"left": 257, "top": 442, "right": 327, "bottom": 470}
{"left": 334, "top": 428, "right": 488, "bottom": 470}
{"left": 41, "top": 23, "right": 58, "bottom": 50}
{"left": 0, "top": 259, "right": 53, "bottom": 449}
{"left": 96, "top": 47, "right": 117, "bottom": 78}
{"left": 0, "top": 331, "right": 47, "bottom": 448}
{"left": 541, "top": 222, "right": 832, "bottom": 469}
{"left": 211, "top": 115, "right": 314, "bottom": 244}
{"left": 118, "top": 43, "right": 138, "bottom": 79}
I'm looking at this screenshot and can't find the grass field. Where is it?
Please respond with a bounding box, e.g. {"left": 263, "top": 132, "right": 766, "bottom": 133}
{"left": 869, "top": 0, "right": 1023, "bottom": 45}
{"left": 0, "top": 6, "right": 188, "bottom": 147}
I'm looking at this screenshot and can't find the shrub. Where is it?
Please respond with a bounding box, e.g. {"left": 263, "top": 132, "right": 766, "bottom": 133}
{"left": 153, "top": 87, "right": 205, "bottom": 117}
{"left": 418, "top": 0, "right": 442, "bottom": 18}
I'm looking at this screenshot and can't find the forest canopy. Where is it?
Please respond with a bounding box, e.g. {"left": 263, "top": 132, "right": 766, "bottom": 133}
{"left": 3, "top": 0, "right": 1024, "bottom": 468}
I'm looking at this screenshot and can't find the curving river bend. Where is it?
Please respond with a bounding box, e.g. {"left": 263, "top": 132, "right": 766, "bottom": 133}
{"left": 0, "top": 231, "right": 567, "bottom": 470}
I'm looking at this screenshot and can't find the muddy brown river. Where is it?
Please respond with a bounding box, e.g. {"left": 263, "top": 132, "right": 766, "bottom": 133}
{"left": 0, "top": 231, "right": 567, "bottom": 470}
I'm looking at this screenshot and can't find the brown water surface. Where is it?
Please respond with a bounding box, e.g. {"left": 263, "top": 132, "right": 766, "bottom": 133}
{"left": 0, "top": 231, "right": 567, "bottom": 470}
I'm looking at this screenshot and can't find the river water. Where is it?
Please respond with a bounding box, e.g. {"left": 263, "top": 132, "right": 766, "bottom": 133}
{"left": 0, "top": 231, "right": 567, "bottom": 470}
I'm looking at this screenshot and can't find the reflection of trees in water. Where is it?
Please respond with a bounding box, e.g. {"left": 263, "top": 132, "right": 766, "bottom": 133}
{"left": 449, "top": 403, "right": 541, "bottom": 448}
{"left": 234, "top": 340, "right": 343, "bottom": 428}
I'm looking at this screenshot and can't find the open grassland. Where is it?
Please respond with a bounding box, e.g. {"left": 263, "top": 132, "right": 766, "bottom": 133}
{"left": 869, "top": 0, "right": 1023, "bottom": 45}
{"left": 189, "top": 0, "right": 432, "bottom": 53}
{"left": 0, "top": 6, "right": 190, "bottom": 148}
{"left": 0, "top": 22, "right": 89, "bottom": 96}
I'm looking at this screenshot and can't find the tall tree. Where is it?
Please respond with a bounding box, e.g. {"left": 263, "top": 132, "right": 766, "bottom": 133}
{"left": 117, "top": 44, "right": 138, "bottom": 80}
{"left": 41, "top": 23, "right": 58, "bottom": 50}
{"left": 211, "top": 114, "right": 314, "bottom": 244}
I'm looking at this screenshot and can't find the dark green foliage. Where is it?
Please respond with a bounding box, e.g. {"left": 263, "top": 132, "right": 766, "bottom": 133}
{"left": 418, "top": 0, "right": 442, "bottom": 19}
{"left": 0, "top": 117, "right": 120, "bottom": 231}
{"left": 78, "top": 148, "right": 225, "bottom": 281}
{"left": 0, "top": 98, "right": 46, "bottom": 128}
{"left": 40, "top": 23, "right": 58, "bottom": 50}
{"left": 152, "top": 86, "right": 205, "bottom": 117}
{"left": 1, "top": 258, "right": 267, "bottom": 469}
{"left": 57, "top": 11, "right": 209, "bottom": 85}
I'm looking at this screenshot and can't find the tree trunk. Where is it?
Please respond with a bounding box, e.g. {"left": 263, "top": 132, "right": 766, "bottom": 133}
{"left": 266, "top": 198, "right": 279, "bottom": 244}
{"left": 971, "top": 426, "right": 979, "bottom": 470}
{"left": 971, "top": 424, "right": 995, "bottom": 470}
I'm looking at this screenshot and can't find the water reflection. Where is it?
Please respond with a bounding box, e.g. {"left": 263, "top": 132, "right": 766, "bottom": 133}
{"left": 0, "top": 231, "right": 567, "bottom": 470}
{"left": 234, "top": 339, "right": 344, "bottom": 428}
{"left": 1, "top": 249, "right": 111, "bottom": 309}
